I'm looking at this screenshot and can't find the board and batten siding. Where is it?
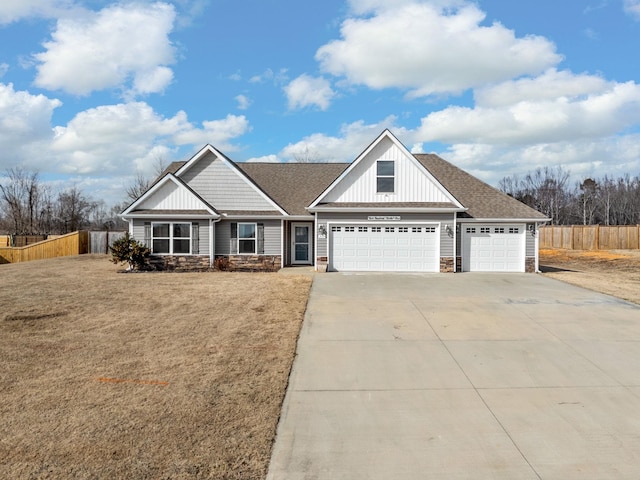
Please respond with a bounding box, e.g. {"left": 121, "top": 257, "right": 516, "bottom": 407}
{"left": 136, "top": 180, "right": 208, "bottom": 211}
{"left": 132, "top": 219, "right": 209, "bottom": 255}
{"left": 215, "top": 219, "right": 281, "bottom": 256}
{"left": 321, "top": 136, "right": 453, "bottom": 204}
{"left": 180, "top": 152, "right": 276, "bottom": 211}
{"left": 316, "top": 212, "right": 455, "bottom": 258}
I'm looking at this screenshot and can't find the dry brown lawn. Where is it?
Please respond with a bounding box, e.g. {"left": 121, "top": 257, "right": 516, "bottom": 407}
{"left": 0, "top": 255, "right": 312, "bottom": 479}
{"left": 539, "top": 248, "right": 640, "bottom": 305}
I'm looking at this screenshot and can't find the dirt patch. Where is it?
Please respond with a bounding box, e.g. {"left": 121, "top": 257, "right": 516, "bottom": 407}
{"left": 540, "top": 248, "right": 640, "bottom": 305}
{"left": 0, "top": 255, "right": 312, "bottom": 479}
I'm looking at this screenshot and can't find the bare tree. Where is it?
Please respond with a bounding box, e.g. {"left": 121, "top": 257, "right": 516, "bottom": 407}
{"left": 125, "top": 155, "right": 169, "bottom": 201}
{"left": 0, "top": 167, "right": 48, "bottom": 234}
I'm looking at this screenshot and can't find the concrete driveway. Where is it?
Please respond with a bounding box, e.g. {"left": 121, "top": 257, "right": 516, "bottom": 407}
{"left": 267, "top": 273, "right": 640, "bottom": 480}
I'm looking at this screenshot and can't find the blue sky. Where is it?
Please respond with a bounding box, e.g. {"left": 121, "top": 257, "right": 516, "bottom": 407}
{"left": 1, "top": 0, "right": 640, "bottom": 206}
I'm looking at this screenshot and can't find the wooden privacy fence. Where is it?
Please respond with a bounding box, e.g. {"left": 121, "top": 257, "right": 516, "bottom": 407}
{"left": 89, "top": 231, "right": 126, "bottom": 254}
{"left": 539, "top": 225, "right": 640, "bottom": 250}
{"left": 0, "top": 231, "right": 89, "bottom": 264}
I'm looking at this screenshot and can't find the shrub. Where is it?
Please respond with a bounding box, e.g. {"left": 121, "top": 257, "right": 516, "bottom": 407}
{"left": 110, "top": 233, "right": 150, "bottom": 271}
{"left": 213, "top": 256, "right": 230, "bottom": 271}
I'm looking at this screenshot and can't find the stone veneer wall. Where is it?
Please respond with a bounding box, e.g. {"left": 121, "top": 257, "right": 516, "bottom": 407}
{"left": 225, "top": 255, "right": 281, "bottom": 272}
{"left": 440, "top": 257, "right": 454, "bottom": 273}
{"left": 148, "top": 255, "right": 211, "bottom": 272}
{"left": 525, "top": 257, "right": 536, "bottom": 273}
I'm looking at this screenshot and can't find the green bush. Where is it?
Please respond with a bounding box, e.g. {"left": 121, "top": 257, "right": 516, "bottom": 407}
{"left": 109, "top": 233, "right": 150, "bottom": 271}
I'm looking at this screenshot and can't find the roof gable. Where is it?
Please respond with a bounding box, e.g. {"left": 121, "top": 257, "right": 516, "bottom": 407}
{"left": 175, "top": 145, "right": 287, "bottom": 215}
{"left": 310, "top": 130, "right": 462, "bottom": 208}
{"left": 122, "top": 174, "right": 218, "bottom": 217}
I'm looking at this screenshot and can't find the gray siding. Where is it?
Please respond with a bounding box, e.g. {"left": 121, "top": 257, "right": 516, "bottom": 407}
{"left": 181, "top": 152, "right": 276, "bottom": 211}
{"left": 132, "top": 219, "right": 209, "bottom": 255}
{"left": 215, "top": 219, "right": 281, "bottom": 255}
{"left": 316, "top": 212, "right": 455, "bottom": 258}
{"left": 526, "top": 224, "right": 536, "bottom": 257}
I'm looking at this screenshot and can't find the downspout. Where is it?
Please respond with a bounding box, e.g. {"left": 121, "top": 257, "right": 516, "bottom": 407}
{"left": 314, "top": 211, "right": 318, "bottom": 271}
{"left": 210, "top": 217, "right": 221, "bottom": 268}
{"left": 452, "top": 214, "right": 457, "bottom": 273}
{"left": 534, "top": 222, "right": 541, "bottom": 273}
{"left": 280, "top": 218, "right": 284, "bottom": 267}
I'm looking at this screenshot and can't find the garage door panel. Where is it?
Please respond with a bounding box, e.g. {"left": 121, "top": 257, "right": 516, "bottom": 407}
{"left": 463, "top": 224, "right": 524, "bottom": 272}
{"left": 330, "top": 224, "right": 439, "bottom": 272}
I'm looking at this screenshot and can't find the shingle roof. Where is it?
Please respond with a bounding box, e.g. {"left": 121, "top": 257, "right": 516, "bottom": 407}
{"left": 237, "top": 163, "right": 348, "bottom": 215}
{"left": 414, "top": 154, "right": 548, "bottom": 220}
{"left": 152, "top": 155, "right": 546, "bottom": 220}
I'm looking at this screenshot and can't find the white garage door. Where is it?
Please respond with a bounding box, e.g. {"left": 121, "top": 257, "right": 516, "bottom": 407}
{"left": 329, "top": 224, "right": 439, "bottom": 272}
{"left": 462, "top": 224, "right": 525, "bottom": 272}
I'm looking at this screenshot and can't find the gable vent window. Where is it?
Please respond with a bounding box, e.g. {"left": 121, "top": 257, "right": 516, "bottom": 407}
{"left": 376, "top": 160, "right": 395, "bottom": 193}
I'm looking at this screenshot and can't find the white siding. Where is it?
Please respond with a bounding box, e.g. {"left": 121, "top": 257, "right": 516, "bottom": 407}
{"left": 322, "top": 137, "right": 453, "bottom": 203}
{"left": 138, "top": 180, "right": 209, "bottom": 210}
{"left": 181, "top": 152, "right": 276, "bottom": 211}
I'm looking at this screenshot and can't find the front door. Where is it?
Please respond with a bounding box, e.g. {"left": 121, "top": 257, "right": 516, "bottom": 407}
{"left": 291, "top": 223, "right": 312, "bottom": 264}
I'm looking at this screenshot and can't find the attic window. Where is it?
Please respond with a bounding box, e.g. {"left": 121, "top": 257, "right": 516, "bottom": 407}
{"left": 376, "top": 160, "right": 394, "bottom": 193}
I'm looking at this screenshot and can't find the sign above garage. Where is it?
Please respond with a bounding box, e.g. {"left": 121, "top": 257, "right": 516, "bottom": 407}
{"left": 367, "top": 216, "right": 401, "bottom": 221}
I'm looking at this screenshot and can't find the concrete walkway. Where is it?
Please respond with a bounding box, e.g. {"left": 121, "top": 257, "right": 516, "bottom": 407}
{"left": 267, "top": 273, "right": 640, "bottom": 479}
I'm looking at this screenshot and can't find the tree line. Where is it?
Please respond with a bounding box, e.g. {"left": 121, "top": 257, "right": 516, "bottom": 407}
{"left": 498, "top": 166, "right": 640, "bottom": 226}
{"left": 0, "top": 167, "right": 128, "bottom": 235}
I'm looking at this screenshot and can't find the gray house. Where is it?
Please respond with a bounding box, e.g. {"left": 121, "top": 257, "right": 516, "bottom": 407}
{"left": 121, "top": 130, "right": 548, "bottom": 272}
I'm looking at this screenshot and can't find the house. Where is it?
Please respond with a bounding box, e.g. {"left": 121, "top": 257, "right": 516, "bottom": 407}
{"left": 121, "top": 130, "right": 548, "bottom": 273}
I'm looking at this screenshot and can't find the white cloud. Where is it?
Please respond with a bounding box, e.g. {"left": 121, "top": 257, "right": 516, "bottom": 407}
{"left": 0, "top": 63, "right": 8, "bottom": 78}
{"left": 417, "top": 72, "right": 640, "bottom": 145}
{"left": 235, "top": 94, "right": 251, "bottom": 110}
{"left": 316, "top": 1, "right": 561, "bottom": 98}
{"left": 0, "top": 83, "right": 61, "bottom": 165}
{"left": 284, "top": 74, "right": 335, "bottom": 111}
{"left": 245, "top": 154, "right": 279, "bottom": 163}
{"left": 33, "top": 2, "right": 176, "bottom": 96}
{"left": 249, "top": 68, "right": 289, "bottom": 85}
{"left": 172, "top": 114, "right": 251, "bottom": 148}
{"left": 438, "top": 136, "right": 640, "bottom": 187}
{"left": 0, "top": 0, "right": 72, "bottom": 24}
{"left": 280, "top": 116, "right": 404, "bottom": 162}
{"left": 49, "top": 103, "right": 249, "bottom": 175}
{"left": 624, "top": 0, "right": 640, "bottom": 20}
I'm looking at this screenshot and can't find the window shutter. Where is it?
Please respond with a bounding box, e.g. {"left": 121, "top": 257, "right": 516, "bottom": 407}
{"left": 192, "top": 222, "right": 199, "bottom": 254}
{"left": 257, "top": 223, "right": 264, "bottom": 254}
{"left": 144, "top": 222, "right": 151, "bottom": 247}
{"left": 230, "top": 222, "right": 237, "bottom": 254}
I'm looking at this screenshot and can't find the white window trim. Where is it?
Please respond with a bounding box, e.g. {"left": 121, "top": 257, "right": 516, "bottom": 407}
{"left": 238, "top": 222, "right": 257, "bottom": 255}
{"left": 376, "top": 160, "right": 395, "bottom": 194}
{"left": 151, "top": 222, "right": 192, "bottom": 255}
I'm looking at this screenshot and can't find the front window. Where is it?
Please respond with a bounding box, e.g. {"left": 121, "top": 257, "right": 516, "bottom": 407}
{"left": 238, "top": 223, "right": 256, "bottom": 254}
{"left": 152, "top": 222, "right": 191, "bottom": 254}
{"left": 377, "top": 160, "right": 395, "bottom": 193}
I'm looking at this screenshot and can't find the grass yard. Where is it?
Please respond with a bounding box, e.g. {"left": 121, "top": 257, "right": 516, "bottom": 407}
{"left": 0, "top": 255, "right": 312, "bottom": 479}
{"left": 540, "top": 248, "right": 640, "bottom": 305}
